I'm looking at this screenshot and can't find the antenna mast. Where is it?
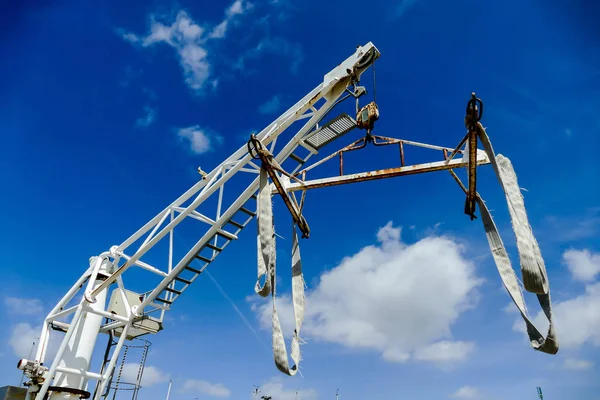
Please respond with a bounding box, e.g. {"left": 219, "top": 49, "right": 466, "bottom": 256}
{"left": 165, "top": 380, "right": 172, "bottom": 400}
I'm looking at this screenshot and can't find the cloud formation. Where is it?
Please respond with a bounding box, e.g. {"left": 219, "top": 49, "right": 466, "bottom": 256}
{"left": 120, "top": 11, "right": 210, "bottom": 92}
{"left": 119, "top": 1, "right": 307, "bottom": 93}
{"left": 182, "top": 378, "right": 231, "bottom": 398}
{"left": 251, "top": 222, "right": 482, "bottom": 364}
{"left": 514, "top": 249, "right": 600, "bottom": 350}
{"left": 542, "top": 281, "right": 600, "bottom": 349}
{"left": 120, "top": 364, "right": 169, "bottom": 387}
{"left": 413, "top": 340, "right": 475, "bottom": 363}
{"left": 119, "top": 1, "right": 255, "bottom": 93}
{"left": 136, "top": 106, "right": 157, "bottom": 128}
{"left": 258, "top": 94, "right": 283, "bottom": 114}
{"left": 4, "top": 297, "right": 44, "bottom": 315}
{"left": 177, "top": 125, "right": 220, "bottom": 154}
{"left": 450, "top": 386, "right": 484, "bottom": 399}
{"left": 209, "top": 0, "right": 253, "bottom": 39}
{"left": 563, "top": 248, "right": 600, "bottom": 282}
{"left": 8, "top": 323, "right": 60, "bottom": 361}
{"left": 563, "top": 358, "right": 594, "bottom": 370}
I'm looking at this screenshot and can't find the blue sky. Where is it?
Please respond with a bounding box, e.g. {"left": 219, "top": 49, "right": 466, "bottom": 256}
{"left": 1, "top": 0, "right": 599, "bottom": 399}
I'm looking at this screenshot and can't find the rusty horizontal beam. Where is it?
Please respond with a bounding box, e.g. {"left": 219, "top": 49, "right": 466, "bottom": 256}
{"left": 280, "top": 153, "right": 490, "bottom": 192}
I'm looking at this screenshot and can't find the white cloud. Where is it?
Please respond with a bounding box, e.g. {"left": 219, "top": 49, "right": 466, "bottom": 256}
{"left": 182, "top": 378, "right": 231, "bottom": 398}
{"left": 121, "top": 32, "right": 141, "bottom": 44}
{"left": 563, "top": 248, "right": 600, "bottom": 282}
{"left": 250, "top": 222, "right": 483, "bottom": 364}
{"left": 563, "top": 358, "right": 594, "bottom": 370}
{"left": 136, "top": 106, "right": 157, "bottom": 128}
{"left": 450, "top": 386, "right": 483, "bottom": 399}
{"left": 258, "top": 94, "right": 282, "bottom": 114}
{"left": 121, "top": 364, "right": 169, "bottom": 387}
{"left": 502, "top": 301, "right": 519, "bottom": 314}
{"left": 8, "top": 323, "right": 60, "bottom": 361}
{"left": 120, "top": 11, "right": 212, "bottom": 92}
{"left": 120, "top": 2, "right": 306, "bottom": 93}
{"left": 256, "top": 377, "right": 317, "bottom": 400}
{"left": 177, "top": 125, "right": 220, "bottom": 154}
{"left": 516, "top": 281, "right": 600, "bottom": 349}
{"left": 9, "top": 323, "right": 40, "bottom": 358}
{"left": 4, "top": 297, "right": 44, "bottom": 315}
{"left": 120, "top": 1, "right": 253, "bottom": 92}
{"left": 413, "top": 340, "right": 475, "bottom": 363}
{"left": 210, "top": 0, "right": 253, "bottom": 39}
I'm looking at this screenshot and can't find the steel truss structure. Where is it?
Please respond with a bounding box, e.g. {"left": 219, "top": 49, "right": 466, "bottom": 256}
{"left": 18, "top": 42, "right": 493, "bottom": 400}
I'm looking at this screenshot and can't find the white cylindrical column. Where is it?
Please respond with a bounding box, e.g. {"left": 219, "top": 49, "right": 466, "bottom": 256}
{"left": 50, "top": 257, "right": 111, "bottom": 400}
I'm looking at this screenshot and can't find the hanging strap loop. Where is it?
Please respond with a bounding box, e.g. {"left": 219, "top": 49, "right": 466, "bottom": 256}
{"left": 256, "top": 165, "right": 307, "bottom": 375}
{"left": 453, "top": 121, "right": 558, "bottom": 354}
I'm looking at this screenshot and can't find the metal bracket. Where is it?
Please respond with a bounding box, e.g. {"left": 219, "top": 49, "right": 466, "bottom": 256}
{"left": 463, "top": 92, "right": 484, "bottom": 220}
{"left": 248, "top": 135, "right": 310, "bottom": 238}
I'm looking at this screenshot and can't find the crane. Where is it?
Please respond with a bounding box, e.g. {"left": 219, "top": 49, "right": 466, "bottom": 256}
{"left": 16, "top": 42, "right": 558, "bottom": 400}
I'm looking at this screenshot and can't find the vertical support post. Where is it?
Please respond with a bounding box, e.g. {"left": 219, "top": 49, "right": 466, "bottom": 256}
{"left": 464, "top": 127, "right": 477, "bottom": 219}
{"left": 399, "top": 142, "right": 405, "bottom": 166}
{"left": 48, "top": 257, "right": 111, "bottom": 400}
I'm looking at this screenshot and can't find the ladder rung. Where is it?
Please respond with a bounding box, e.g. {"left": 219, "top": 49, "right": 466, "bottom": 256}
{"left": 185, "top": 265, "right": 202, "bottom": 274}
{"left": 227, "top": 219, "right": 244, "bottom": 229}
{"left": 155, "top": 297, "right": 173, "bottom": 305}
{"left": 205, "top": 243, "right": 223, "bottom": 252}
{"left": 165, "top": 287, "right": 182, "bottom": 295}
{"left": 174, "top": 276, "right": 192, "bottom": 285}
{"left": 196, "top": 255, "right": 212, "bottom": 263}
{"left": 289, "top": 153, "right": 305, "bottom": 164}
{"left": 216, "top": 230, "right": 237, "bottom": 240}
{"left": 239, "top": 207, "right": 255, "bottom": 216}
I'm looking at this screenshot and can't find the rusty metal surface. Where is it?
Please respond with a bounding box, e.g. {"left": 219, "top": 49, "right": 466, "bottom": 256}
{"left": 465, "top": 129, "right": 478, "bottom": 219}
{"left": 446, "top": 132, "right": 469, "bottom": 162}
{"left": 248, "top": 135, "right": 311, "bottom": 237}
{"left": 283, "top": 156, "right": 490, "bottom": 192}
{"left": 463, "top": 92, "right": 484, "bottom": 220}
{"left": 400, "top": 142, "right": 405, "bottom": 166}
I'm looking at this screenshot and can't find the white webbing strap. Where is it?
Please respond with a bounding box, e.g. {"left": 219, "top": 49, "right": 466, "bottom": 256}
{"left": 256, "top": 167, "right": 306, "bottom": 375}
{"left": 477, "top": 127, "right": 549, "bottom": 295}
{"left": 255, "top": 168, "right": 274, "bottom": 298}
{"left": 473, "top": 123, "right": 558, "bottom": 354}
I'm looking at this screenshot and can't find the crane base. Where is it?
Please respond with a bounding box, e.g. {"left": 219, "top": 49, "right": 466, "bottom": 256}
{"left": 0, "top": 386, "right": 26, "bottom": 400}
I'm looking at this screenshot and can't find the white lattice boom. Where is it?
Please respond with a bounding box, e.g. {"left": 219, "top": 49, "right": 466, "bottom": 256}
{"left": 17, "top": 42, "right": 389, "bottom": 400}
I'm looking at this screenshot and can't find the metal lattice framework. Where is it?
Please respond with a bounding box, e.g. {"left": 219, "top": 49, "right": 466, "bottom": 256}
{"left": 18, "top": 42, "right": 493, "bottom": 400}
